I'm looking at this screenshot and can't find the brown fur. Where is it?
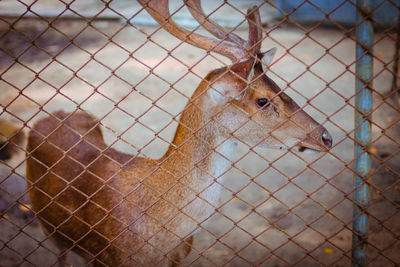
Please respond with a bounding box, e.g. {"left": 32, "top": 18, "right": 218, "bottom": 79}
{"left": 26, "top": 59, "right": 331, "bottom": 266}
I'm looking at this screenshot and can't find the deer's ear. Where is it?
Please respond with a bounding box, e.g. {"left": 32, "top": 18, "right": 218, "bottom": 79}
{"left": 208, "top": 77, "right": 247, "bottom": 104}
{"left": 208, "top": 59, "right": 255, "bottom": 104}
{"left": 208, "top": 73, "right": 252, "bottom": 104}
{"left": 261, "top": 47, "right": 277, "bottom": 71}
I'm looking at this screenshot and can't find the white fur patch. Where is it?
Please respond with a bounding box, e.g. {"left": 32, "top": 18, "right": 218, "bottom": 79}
{"left": 302, "top": 148, "right": 320, "bottom": 155}
{"left": 208, "top": 81, "right": 229, "bottom": 104}
{"left": 200, "top": 139, "right": 238, "bottom": 209}
{"left": 208, "top": 81, "right": 242, "bottom": 104}
{"left": 261, "top": 47, "right": 277, "bottom": 72}
{"left": 209, "top": 88, "right": 228, "bottom": 104}
{"left": 210, "top": 139, "right": 238, "bottom": 179}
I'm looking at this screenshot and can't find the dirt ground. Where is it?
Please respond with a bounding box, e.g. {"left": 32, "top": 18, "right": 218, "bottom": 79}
{"left": 0, "top": 16, "right": 399, "bottom": 267}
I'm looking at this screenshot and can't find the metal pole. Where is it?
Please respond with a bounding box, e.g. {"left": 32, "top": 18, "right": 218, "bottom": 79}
{"left": 352, "top": 0, "right": 373, "bottom": 266}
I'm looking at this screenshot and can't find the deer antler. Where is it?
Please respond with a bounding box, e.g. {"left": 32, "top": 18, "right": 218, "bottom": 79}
{"left": 185, "top": 0, "right": 263, "bottom": 57}
{"left": 138, "top": 0, "right": 264, "bottom": 63}
{"left": 184, "top": 0, "right": 246, "bottom": 47}
{"left": 246, "top": 6, "right": 262, "bottom": 56}
{"left": 138, "top": 0, "right": 246, "bottom": 62}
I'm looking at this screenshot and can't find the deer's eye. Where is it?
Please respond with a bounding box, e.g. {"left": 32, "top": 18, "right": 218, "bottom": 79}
{"left": 256, "top": 98, "right": 269, "bottom": 107}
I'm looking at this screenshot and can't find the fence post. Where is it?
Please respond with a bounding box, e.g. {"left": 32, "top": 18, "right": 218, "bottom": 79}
{"left": 352, "top": 0, "right": 373, "bottom": 266}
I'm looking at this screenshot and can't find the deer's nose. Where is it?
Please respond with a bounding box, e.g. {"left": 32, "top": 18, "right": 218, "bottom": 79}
{"left": 321, "top": 131, "right": 333, "bottom": 148}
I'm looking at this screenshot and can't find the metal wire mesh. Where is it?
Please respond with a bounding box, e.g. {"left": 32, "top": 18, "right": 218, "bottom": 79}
{"left": 0, "top": 0, "right": 399, "bottom": 266}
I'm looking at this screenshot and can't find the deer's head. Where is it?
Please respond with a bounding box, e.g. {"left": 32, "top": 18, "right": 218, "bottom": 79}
{"left": 139, "top": 0, "right": 332, "bottom": 153}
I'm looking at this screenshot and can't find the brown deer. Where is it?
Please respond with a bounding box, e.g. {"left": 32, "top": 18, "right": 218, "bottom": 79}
{"left": 25, "top": 0, "right": 333, "bottom": 266}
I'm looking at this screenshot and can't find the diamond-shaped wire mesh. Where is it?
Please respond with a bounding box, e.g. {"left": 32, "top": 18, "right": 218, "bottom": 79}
{"left": 0, "top": 0, "right": 399, "bottom": 266}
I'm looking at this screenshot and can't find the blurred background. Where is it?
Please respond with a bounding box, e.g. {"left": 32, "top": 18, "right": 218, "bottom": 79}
{"left": 0, "top": 0, "right": 399, "bottom": 266}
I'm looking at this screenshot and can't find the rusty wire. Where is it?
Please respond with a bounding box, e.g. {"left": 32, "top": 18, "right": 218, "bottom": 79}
{"left": 0, "top": 0, "right": 399, "bottom": 266}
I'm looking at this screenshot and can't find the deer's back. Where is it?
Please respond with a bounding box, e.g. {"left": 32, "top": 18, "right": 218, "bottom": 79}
{"left": 26, "top": 111, "right": 161, "bottom": 265}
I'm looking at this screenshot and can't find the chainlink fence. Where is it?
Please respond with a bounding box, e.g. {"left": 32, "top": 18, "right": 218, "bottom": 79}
{"left": 0, "top": 0, "right": 399, "bottom": 266}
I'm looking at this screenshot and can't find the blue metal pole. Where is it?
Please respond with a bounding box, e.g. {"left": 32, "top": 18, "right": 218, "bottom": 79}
{"left": 352, "top": 0, "right": 373, "bottom": 266}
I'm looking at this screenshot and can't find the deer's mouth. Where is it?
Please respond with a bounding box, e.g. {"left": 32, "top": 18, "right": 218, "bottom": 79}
{"left": 274, "top": 143, "right": 326, "bottom": 154}
{"left": 296, "top": 137, "right": 332, "bottom": 153}
{"left": 297, "top": 145, "right": 324, "bottom": 154}
{"left": 296, "top": 130, "right": 333, "bottom": 153}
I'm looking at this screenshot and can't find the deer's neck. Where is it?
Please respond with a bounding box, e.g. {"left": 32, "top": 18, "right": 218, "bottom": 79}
{"left": 161, "top": 92, "right": 236, "bottom": 203}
